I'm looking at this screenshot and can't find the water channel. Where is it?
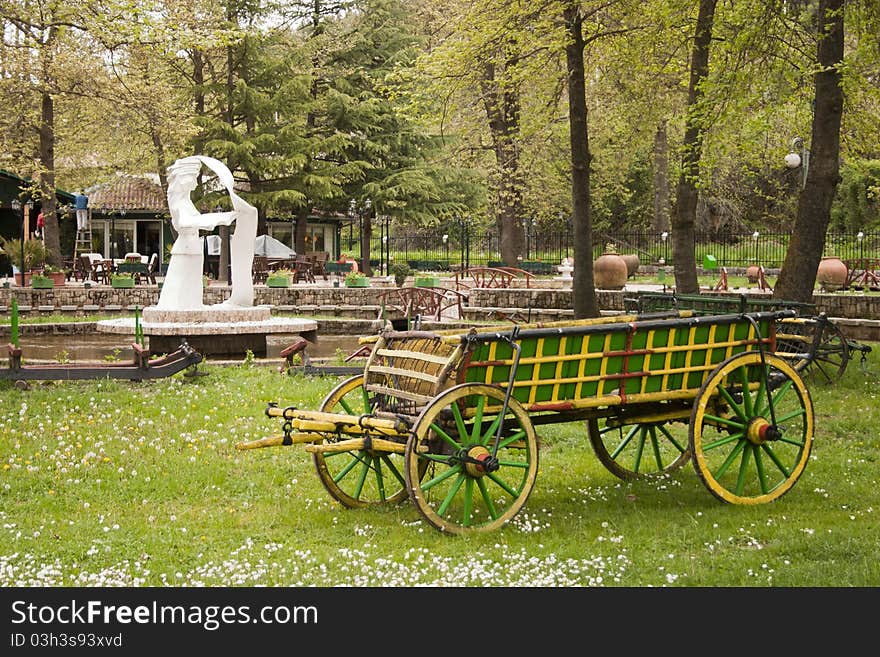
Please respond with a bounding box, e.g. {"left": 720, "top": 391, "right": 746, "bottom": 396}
{"left": 16, "top": 332, "right": 361, "bottom": 362}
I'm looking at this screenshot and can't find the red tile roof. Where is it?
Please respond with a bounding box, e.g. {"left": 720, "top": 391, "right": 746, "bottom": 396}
{"left": 87, "top": 176, "right": 167, "bottom": 212}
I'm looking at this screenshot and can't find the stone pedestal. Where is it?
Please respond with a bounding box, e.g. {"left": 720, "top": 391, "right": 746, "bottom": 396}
{"left": 97, "top": 307, "right": 317, "bottom": 358}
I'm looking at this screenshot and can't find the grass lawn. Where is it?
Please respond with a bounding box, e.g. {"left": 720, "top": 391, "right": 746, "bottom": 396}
{"left": 1, "top": 345, "right": 879, "bottom": 588}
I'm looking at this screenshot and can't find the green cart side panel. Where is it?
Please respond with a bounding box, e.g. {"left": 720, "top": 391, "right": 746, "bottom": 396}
{"left": 460, "top": 314, "right": 775, "bottom": 407}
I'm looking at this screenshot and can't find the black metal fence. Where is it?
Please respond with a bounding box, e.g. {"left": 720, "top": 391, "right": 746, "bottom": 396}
{"left": 339, "top": 220, "right": 880, "bottom": 274}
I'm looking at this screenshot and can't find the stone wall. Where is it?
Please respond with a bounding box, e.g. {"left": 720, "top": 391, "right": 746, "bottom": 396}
{"left": 2, "top": 283, "right": 880, "bottom": 327}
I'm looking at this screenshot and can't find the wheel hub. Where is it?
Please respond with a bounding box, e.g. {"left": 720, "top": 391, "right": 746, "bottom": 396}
{"left": 462, "top": 445, "right": 498, "bottom": 476}
{"left": 746, "top": 417, "right": 781, "bottom": 445}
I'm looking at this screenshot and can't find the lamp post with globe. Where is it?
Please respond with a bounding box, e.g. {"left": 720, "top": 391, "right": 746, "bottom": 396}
{"left": 12, "top": 198, "right": 23, "bottom": 285}
{"left": 785, "top": 137, "right": 809, "bottom": 189}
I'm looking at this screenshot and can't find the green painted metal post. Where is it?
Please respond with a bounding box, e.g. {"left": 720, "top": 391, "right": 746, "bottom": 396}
{"left": 134, "top": 305, "right": 144, "bottom": 347}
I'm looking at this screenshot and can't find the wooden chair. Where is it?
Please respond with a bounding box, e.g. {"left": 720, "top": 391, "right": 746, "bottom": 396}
{"left": 293, "top": 256, "right": 315, "bottom": 284}
{"left": 252, "top": 256, "right": 270, "bottom": 284}
{"left": 378, "top": 287, "right": 467, "bottom": 322}
{"left": 71, "top": 256, "right": 89, "bottom": 282}
{"left": 306, "top": 251, "right": 329, "bottom": 280}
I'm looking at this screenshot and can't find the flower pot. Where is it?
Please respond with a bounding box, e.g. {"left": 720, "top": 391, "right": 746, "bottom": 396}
{"left": 620, "top": 254, "right": 640, "bottom": 278}
{"left": 816, "top": 257, "right": 847, "bottom": 291}
{"left": 345, "top": 278, "right": 370, "bottom": 288}
{"left": 593, "top": 246, "right": 628, "bottom": 289}
{"left": 266, "top": 275, "right": 290, "bottom": 288}
{"left": 30, "top": 275, "right": 54, "bottom": 289}
{"left": 414, "top": 276, "right": 439, "bottom": 288}
{"left": 111, "top": 276, "right": 135, "bottom": 289}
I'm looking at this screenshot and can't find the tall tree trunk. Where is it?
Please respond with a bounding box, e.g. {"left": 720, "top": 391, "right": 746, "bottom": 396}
{"left": 773, "top": 0, "right": 844, "bottom": 303}
{"left": 653, "top": 121, "right": 670, "bottom": 234}
{"left": 39, "top": 89, "right": 62, "bottom": 269}
{"left": 672, "top": 0, "right": 718, "bottom": 294}
{"left": 481, "top": 63, "right": 525, "bottom": 266}
{"left": 564, "top": 3, "right": 598, "bottom": 319}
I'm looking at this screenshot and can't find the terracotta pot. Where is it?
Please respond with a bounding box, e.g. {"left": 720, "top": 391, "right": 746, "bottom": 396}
{"left": 745, "top": 265, "right": 760, "bottom": 284}
{"left": 816, "top": 257, "right": 848, "bottom": 291}
{"left": 593, "top": 248, "right": 628, "bottom": 289}
{"left": 620, "top": 254, "right": 640, "bottom": 279}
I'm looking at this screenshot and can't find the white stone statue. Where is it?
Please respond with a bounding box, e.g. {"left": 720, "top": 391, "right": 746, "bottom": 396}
{"left": 156, "top": 156, "right": 257, "bottom": 310}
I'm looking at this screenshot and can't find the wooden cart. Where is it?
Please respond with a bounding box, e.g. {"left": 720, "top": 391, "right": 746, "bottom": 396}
{"left": 238, "top": 310, "right": 814, "bottom": 534}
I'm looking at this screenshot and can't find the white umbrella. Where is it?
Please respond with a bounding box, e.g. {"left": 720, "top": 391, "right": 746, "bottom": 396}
{"left": 254, "top": 234, "right": 296, "bottom": 258}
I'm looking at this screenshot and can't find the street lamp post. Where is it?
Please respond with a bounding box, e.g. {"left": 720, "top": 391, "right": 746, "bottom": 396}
{"left": 348, "top": 198, "right": 371, "bottom": 275}
{"left": 442, "top": 233, "right": 449, "bottom": 268}
{"left": 12, "top": 199, "right": 23, "bottom": 285}
{"left": 752, "top": 231, "right": 760, "bottom": 265}
{"left": 660, "top": 231, "right": 669, "bottom": 265}
{"left": 785, "top": 137, "right": 809, "bottom": 189}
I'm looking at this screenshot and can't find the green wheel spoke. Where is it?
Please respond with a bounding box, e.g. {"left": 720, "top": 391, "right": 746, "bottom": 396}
{"left": 703, "top": 413, "right": 745, "bottom": 430}
{"left": 775, "top": 407, "right": 806, "bottom": 425}
{"left": 760, "top": 443, "right": 792, "bottom": 478}
{"left": 471, "top": 396, "right": 485, "bottom": 442}
{"left": 372, "top": 458, "right": 387, "bottom": 501}
{"left": 649, "top": 426, "right": 664, "bottom": 471}
{"left": 702, "top": 431, "right": 745, "bottom": 452}
{"left": 420, "top": 462, "right": 462, "bottom": 491}
{"left": 711, "top": 438, "right": 746, "bottom": 479}
{"left": 498, "top": 430, "right": 526, "bottom": 450}
{"left": 486, "top": 471, "right": 520, "bottom": 499}
{"left": 330, "top": 450, "right": 367, "bottom": 483}
{"left": 610, "top": 425, "right": 640, "bottom": 460}
{"left": 437, "top": 472, "right": 466, "bottom": 516}
{"left": 353, "top": 454, "right": 371, "bottom": 499}
{"left": 737, "top": 366, "right": 753, "bottom": 416}
{"left": 734, "top": 444, "right": 752, "bottom": 496}
{"left": 480, "top": 413, "right": 504, "bottom": 446}
{"left": 429, "top": 420, "right": 463, "bottom": 451}
{"left": 657, "top": 424, "right": 688, "bottom": 455}
{"left": 717, "top": 385, "right": 747, "bottom": 422}
{"left": 753, "top": 368, "right": 767, "bottom": 417}
{"left": 754, "top": 446, "right": 769, "bottom": 494}
{"left": 379, "top": 454, "right": 406, "bottom": 488}
{"left": 451, "top": 401, "right": 470, "bottom": 446}
{"left": 461, "top": 478, "right": 474, "bottom": 526}
{"left": 497, "top": 459, "right": 529, "bottom": 469}
{"left": 770, "top": 379, "right": 794, "bottom": 409}
{"left": 631, "top": 427, "right": 647, "bottom": 473}
{"left": 476, "top": 477, "right": 499, "bottom": 520}
{"left": 339, "top": 398, "right": 355, "bottom": 415}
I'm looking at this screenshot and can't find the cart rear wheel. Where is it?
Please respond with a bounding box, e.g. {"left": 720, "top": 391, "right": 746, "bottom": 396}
{"left": 313, "top": 375, "right": 419, "bottom": 508}
{"left": 690, "top": 352, "right": 813, "bottom": 504}
{"left": 588, "top": 417, "right": 691, "bottom": 480}
{"left": 405, "top": 383, "right": 538, "bottom": 534}
{"left": 775, "top": 317, "right": 849, "bottom": 383}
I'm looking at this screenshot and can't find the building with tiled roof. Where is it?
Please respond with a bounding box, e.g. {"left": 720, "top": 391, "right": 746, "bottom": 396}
{"left": 86, "top": 174, "right": 167, "bottom": 215}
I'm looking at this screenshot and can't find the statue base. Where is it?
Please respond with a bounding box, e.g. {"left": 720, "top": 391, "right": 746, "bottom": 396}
{"left": 98, "top": 306, "right": 318, "bottom": 358}
{"left": 142, "top": 305, "right": 272, "bottom": 324}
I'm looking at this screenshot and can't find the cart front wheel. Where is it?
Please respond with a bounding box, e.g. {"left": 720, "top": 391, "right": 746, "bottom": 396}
{"left": 690, "top": 352, "right": 813, "bottom": 504}
{"left": 405, "top": 383, "right": 538, "bottom": 534}
{"left": 313, "top": 375, "right": 418, "bottom": 508}
{"left": 588, "top": 416, "right": 691, "bottom": 480}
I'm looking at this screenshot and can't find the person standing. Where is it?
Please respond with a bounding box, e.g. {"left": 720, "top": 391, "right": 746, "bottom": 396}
{"left": 74, "top": 191, "right": 89, "bottom": 232}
